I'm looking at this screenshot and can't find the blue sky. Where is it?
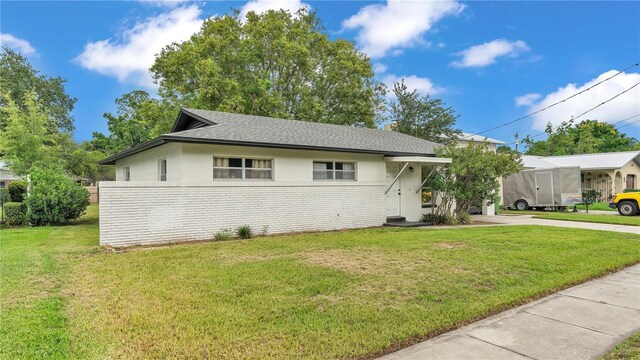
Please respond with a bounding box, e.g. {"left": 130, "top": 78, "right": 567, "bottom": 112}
{"left": 2, "top": 0, "right": 639, "bottom": 146}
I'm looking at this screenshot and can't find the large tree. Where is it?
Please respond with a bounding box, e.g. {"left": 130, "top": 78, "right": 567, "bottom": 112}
{"left": 388, "top": 80, "right": 461, "bottom": 144}
{"left": 524, "top": 119, "right": 639, "bottom": 156}
{"left": 150, "top": 9, "right": 385, "bottom": 128}
{"left": 0, "top": 47, "right": 76, "bottom": 133}
{"left": 65, "top": 143, "right": 115, "bottom": 184}
{"left": 91, "top": 91, "right": 176, "bottom": 155}
{"left": 0, "top": 92, "right": 68, "bottom": 176}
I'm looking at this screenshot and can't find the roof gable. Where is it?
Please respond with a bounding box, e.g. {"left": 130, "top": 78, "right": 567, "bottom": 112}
{"left": 171, "top": 110, "right": 217, "bottom": 132}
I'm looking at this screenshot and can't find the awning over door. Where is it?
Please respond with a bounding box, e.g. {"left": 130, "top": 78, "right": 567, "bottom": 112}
{"left": 385, "top": 156, "right": 452, "bottom": 164}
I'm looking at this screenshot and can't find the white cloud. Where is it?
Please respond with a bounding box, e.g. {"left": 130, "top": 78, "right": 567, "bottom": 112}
{"left": 373, "top": 62, "right": 387, "bottom": 74}
{"left": 521, "top": 70, "right": 640, "bottom": 131}
{"left": 138, "top": 0, "right": 189, "bottom": 8}
{"left": 451, "top": 39, "right": 529, "bottom": 68}
{"left": 0, "top": 33, "right": 36, "bottom": 55}
{"left": 383, "top": 74, "right": 445, "bottom": 96}
{"left": 515, "top": 93, "right": 540, "bottom": 107}
{"left": 240, "top": 0, "right": 310, "bottom": 19}
{"left": 342, "top": 0, "right": 464, "bottom": 58}
{"left": 76, "top": 5, "right": 203, "bottom": 88}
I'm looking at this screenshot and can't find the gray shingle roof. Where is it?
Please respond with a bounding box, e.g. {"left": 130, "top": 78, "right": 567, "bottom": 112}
{"left": 169, "top": 108, "right": 440, "bottom": 155}
{"left": 99, "top": 109, "right": 441, "bottom": 165}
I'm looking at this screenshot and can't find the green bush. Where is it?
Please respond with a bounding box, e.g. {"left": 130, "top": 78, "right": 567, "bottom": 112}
{"left": 456, "top": 212, "right": 470, "bottom": 224}
{"left": 213, "top": 228, "right": 232, "bottom": 241}
{"left": 421, "top": 213, "right": 458, "bottom": 225}
{"left": 25, "top": 168, "right": 90, "bottom": 226}
{"left": 8, "top": 180, "right": 27, "bottom": 202}
{"left": 4, "top": 202, "right": 27, "bottom": 227}
{"left": 236, "top": 225, "right": 252, "bottom": 239}
{"left": 0, "top": 188, "right": 9, "bottom": 204}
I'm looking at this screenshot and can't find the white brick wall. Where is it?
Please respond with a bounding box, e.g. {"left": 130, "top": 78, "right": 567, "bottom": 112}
{"left": 99, "top": 181, "right": 386, "bottom": 247}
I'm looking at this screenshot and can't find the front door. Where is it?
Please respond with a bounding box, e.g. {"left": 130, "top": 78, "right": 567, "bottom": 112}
{"left": 386, "top": 163, "right": 401, "bottom": 216}
{"left": 535, "top": 172, "right": 554, "bottom": 205}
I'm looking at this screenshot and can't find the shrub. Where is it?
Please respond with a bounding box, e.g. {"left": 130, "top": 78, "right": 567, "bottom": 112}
{"left": 8, "top": 180, "right": 27, "bottom": 202}
{"left": 236, "top": 225, "right": 252, "bottom": 239}
{"left": 456, "top": 212, "right": 470, "bottom": 225}
{"left": 213, "top": 228, "right": 232, "bottom": 241}
{"left": 25, "top": 168, "right": 90, "bottom": 226}
{"left": 4, "top": 202, "right": 27, "bottom": 227}
{"left": 421, "top": 213, "right": 458, "bottom": 225}
{"left": 0, "top": 188, "right": 9, "bottom": 204}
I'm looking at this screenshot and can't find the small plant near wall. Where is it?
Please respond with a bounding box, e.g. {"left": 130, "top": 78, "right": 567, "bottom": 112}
{"left": 260, "top": 225, "right": 269, "bottom": 237}
{"left": 213, "top": 228, "right": 232, "bottom": 241}
{"left": 421, "top": 213, "right": 457, "bottom": 225}
{"left": 236, "top": 225, "right": 253, "bottom": 239}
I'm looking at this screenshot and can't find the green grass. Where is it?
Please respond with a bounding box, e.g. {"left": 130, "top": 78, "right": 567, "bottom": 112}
{"left": 501, "top": 209, "right": 639, "bottom": 226}
{"left": 602, "top": 332, "right": 640, "bottom": 360}
{"left": 2, "top": 205, "right": 640, "bottom": 359}
{"left": 576, "top": 202, "right": 616, "bottom": 212}
{"left": 531, "top": 212, "right": 639, "bottom": 226}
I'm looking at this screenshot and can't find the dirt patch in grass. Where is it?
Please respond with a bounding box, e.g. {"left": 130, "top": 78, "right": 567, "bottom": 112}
{"left": 433, "top": 242, "right": 467, "bottom": 249}
{"left": 302, "top": 249, "right": 431, "bottom": 274}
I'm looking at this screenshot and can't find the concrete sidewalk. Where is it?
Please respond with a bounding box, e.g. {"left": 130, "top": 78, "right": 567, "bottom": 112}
{"left": 380, "top": 264, "right": 640, "bottom": 360}
{"left": 472, "top": 214, "right": 639, "bottom": 234}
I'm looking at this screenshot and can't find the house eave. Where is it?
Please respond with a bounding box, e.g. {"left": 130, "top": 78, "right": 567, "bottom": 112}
{"left": 98, "top": 138, "right": 168, "bottom": 165}
{"left": 99, "top": 136, "right": 436, "bottom": 165}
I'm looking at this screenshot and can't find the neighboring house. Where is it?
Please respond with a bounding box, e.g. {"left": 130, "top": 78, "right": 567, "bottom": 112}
{"left": 0, "top": 162, "right": 20, "bottom": 189}
{"left": 456, "top": 133, "right": 506, "bottom": 150}
{"left": 98, "top": 109, "right": 451, "bottom": 247}
{"left": 521, "top": 151, "right": 640, "bottom": 201}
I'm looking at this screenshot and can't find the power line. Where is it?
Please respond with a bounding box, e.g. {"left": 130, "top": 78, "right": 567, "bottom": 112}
{"left": 610, "top": 113, "right": 640, "bottom": 126}
{"left": 617, "top": 119, "right": 640, "bottom": 130}
{"left": 507, "top": 82, "right": 640, "bottom": 145}
{"left": 466, "top": 61, "right": 639, "bottom": 138}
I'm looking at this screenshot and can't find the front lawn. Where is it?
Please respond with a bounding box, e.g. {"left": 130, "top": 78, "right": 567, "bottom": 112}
{"left": 531, "top": 212, "right": 639, "bottom": 226}
{"left": 2, "top": 205, "right": 640, "bottom": 359}
{"left": 501, "top": 209, "right": 639, "bottom": 226}
{"left": 576, "top": 202, "right": 615, "bottom": 212}
{"left": 602, "top": 331, "right": 640, "bottom": 360}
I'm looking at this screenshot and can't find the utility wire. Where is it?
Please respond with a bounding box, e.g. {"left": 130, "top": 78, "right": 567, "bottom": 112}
{"left": 465, "top": 61, "right": 639, "bottom": 139}
{"left": 506, "top": 82, "right": 640, "bottom": 145}
{"left": 610, "top": 113, "right": 640, "bottom": 126}
{"left": 617, "top": 119, "right": 640, "bottom": 130}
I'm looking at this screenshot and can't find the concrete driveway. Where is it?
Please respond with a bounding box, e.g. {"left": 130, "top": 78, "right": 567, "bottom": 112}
{"left": 380, "top": 264, "right": 640, "bottom": 360}
{"left": 473, "top": 214, "right": 639, "bottom": 234}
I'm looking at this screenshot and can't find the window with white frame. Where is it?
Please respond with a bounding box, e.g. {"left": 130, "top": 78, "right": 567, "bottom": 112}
{"left": 213, "top": 157, "right": 273, "bottom": 180}
{"left": 313, "top": 161, "right": 356, "bottom": 180}
{"left": 158, "top": 159, "right": 167, "bottom": 181}
{"left": 123, "top": 166, "right": 131, "bottom": 181}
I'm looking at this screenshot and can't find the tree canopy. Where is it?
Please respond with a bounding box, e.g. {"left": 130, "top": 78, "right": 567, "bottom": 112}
{"left": 91, "top": 90, "right": 176, "bottom": 155}
{"left": 524, "top": 119, "right": 639, "bottom": 156}
{"left": 430, "top": 142, "right": 523, "bottom": 216}
{"left": 388, "top": 80, "right": 460, "bottom": 144}
{"left": 0, "top": 92, "right": 68, "bottom": 176}
{"left": 0, "top": 47, "right": 76, "bottom": 133}
{"left": 150, "top": 9, "right": 385, "bottom": 128}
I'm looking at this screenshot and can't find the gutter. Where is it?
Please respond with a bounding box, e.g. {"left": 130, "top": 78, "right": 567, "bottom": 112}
{"left": 99, "top": 135, "right": 436, "bottom": 165}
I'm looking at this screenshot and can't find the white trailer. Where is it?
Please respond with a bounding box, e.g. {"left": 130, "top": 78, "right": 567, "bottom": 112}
{"left": 503, "top": 167, "right": 582, "bottom": 210}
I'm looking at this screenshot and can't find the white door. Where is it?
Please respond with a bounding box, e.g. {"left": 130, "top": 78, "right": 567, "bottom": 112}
{"left": 386, "top": 163, "right": 401, "bottom": 216}
{"left": 535, "top": 172, "right": 554, "bottom": 205}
